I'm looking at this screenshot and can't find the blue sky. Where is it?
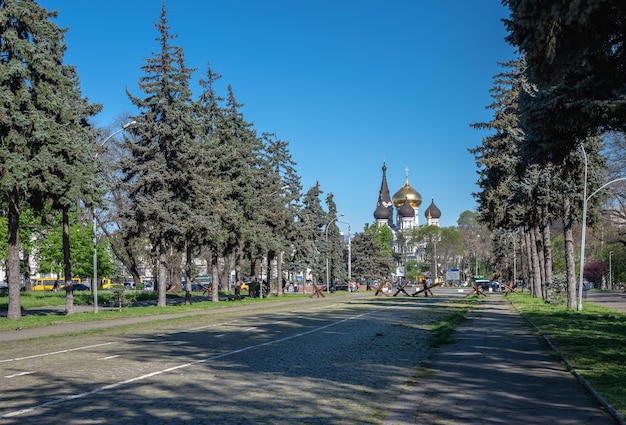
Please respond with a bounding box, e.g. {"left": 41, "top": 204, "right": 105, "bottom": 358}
{"left": 39, "top": 1, "right": 515, "bottom": 232}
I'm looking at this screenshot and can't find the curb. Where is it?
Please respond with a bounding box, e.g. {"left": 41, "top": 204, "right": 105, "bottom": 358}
{"left": 516, "top": 305, "right": 625, "bottom": 425}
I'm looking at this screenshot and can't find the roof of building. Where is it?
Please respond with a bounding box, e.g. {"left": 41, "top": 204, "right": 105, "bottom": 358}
{"left": 392, "top": 177, "right": 422, "bottom": 209}
{"left": 398, "top": 198, "right": 416, "bottom": 218}
{"left": 424, "top": 197, "right": 441, "bottom": 219}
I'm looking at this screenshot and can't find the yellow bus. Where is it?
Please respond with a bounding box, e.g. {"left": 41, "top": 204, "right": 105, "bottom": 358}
{"left": 32, "top": 277, "right": 82, "bottom": 291}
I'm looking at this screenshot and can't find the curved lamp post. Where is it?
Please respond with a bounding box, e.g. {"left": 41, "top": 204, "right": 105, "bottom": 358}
{"left": 325, "top": 213, "right": 344, "bottom": 292}
{"left": 609, "top": 251, "right": 613, "bottom": 290}
{"left": 92, "top": 121, "right": 136, "bottom": 313}
{"left": 578, "top": 144, "right": 626, "bottom": 311}
{"left": 338, "top": 220, "right": 351, "bottom": 283}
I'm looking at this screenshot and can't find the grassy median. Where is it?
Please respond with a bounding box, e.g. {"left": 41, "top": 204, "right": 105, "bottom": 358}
{"left": 507, "top": 291, "right": 626, "bottom": 416}
{"left": 0, "top": 290, "right": 310, "bottom": 331}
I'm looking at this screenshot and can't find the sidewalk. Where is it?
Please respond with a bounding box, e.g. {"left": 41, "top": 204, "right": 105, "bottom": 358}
{"left": 384, "top": 293, "right": 624, "bottom": 425}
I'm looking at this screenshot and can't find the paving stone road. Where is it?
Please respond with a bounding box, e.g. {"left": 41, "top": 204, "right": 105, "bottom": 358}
{"left": 0, "top": 291, "right": 457, "bottom": 424}
{"left": 2, "top": 288, "right": 625, "bottom": 424}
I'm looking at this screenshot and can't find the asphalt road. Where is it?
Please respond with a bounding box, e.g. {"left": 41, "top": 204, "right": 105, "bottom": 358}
{"left": 0, "top": 292, "right": 457, "bottom": 425}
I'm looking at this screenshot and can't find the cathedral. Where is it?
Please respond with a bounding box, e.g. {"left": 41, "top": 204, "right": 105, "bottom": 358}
{"left": 373, "top": 162, "right": 441, "bottom": 230}
{"left": 372, "top": 162, "right": 442, "bottom": 273}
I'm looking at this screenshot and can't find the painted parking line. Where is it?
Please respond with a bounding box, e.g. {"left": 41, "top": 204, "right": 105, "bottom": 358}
{"left": 0, "top": 342, "right": 119, "bottom": 364}
{"left": 97, "top": 355, "right": 120, "bottom": 361}
{"left": 4, "top": 371, "right": 35, "bottom": 379}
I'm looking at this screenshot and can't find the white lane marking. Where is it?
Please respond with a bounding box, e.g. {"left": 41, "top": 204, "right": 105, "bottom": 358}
{"left": 4, "top": 371, "right": 35, "bottom": 378}
{"left": 3, "top": 311, "right": 369, "bottom": 418}
{"left": 0, "top": 342, "right": 119, "bottom": 364}
{"left": 0, "top": 303, "right": 342, "bottom": 363}
{"left": 98, "top": 355, "right": 120, "bottom": 361}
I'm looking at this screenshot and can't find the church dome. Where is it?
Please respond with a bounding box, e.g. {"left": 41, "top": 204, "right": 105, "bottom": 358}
{"left": 424, "top": 198, "right": 441, "bottom": 219}
{"left": 374, "top": 203, "right": 391, "bottom": 220}
{"left": 398, "top": 198, "right": 415, "bottom": 218}
{"left": 392, "top": 178, "right": 422, "bottom": 209}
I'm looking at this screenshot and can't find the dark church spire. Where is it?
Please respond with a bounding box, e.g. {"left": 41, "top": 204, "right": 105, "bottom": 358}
{"left": 374, "top": 162, "right": 393, "bottom": 225}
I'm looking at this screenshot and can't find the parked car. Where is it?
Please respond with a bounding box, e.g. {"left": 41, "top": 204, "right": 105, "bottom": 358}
{"left": 334, "top": 282, "right": 350, "bottom": 291}
{"left": 72, "top": 283, "right": 91, "bottom": 291}
{"left": 475, "top": 279, "right": 501, "bottom": 292}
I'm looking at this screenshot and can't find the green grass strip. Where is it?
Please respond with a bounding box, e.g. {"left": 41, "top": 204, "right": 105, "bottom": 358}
{"left": 507, "top": 292, "right": 626, "bottom": 416}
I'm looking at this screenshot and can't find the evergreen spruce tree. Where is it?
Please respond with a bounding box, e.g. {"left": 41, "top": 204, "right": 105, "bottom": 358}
{"left": 504, "top": 0, "right": 626, "bottom": 161}
{"left": 36, "top": 68, "right": 101, "bottom": 315}
{"left": 219, "top": 85, "right": 267, "bottom": 299}
{"left": 0, "top": 2, "right": 98, "bottom": 318}
{"left": 325, "top": 193, "right": 346, "bottom": 285}
{"left": 297, "top": 183, "right": 327, "bottom": 283}
{"left": 469, "top": 59, "right": 525, "bottom": 232}
{"left": 122, "top": 4, "right": 198, "bottom": 306}
{"left": 352, "top": 225, "right": 394, "bottom": 283}
{"left": 261, "top": 132, "right": 301, "bottom": 295}
{"left": 195, "top": 64, "right": 233, "bottom": 299}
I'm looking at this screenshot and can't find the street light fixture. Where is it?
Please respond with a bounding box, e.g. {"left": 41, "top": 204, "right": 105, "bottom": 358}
{"left": 325, "top": 213, "right": 344, "bottom": 292}
{"left": 92, "top": 120, "right": 136, "bottom": 313}
{"left": 578, "top": 144, "right": 626, "bottom": 310}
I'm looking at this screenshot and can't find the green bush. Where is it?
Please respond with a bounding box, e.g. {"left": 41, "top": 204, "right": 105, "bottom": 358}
{"left": 110, "top": 286, "right": 131, "bottom": 310}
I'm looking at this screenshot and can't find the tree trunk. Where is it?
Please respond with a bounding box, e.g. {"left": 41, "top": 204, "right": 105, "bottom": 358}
{"left": 563, "top": 196, "right": 578, "bottom": 309}
{"left": 7, "top": 187, "right": 22, "bottom": 320}
{"left": 100, "top": 222, "right": 142, "bottom": 285}
{"left": 533, "top": 225, "right": 546, "bottom": 298}
{"left": 63, "top": 206, "right": 74, "bottom": 316}
{"left": 220, "top": 255, "right": 232, "bottom": 291}
{"left": 276, "top": 251, "right": 284, "bottom": 296}
{"left": 267, "top": 250, "right": 276, "bottom": 295}
{"left": 23, "top": 250, "right": 32, "bottom": 291}
{"left": 211, "top": 255, "right": 220, "bottom": 302}
{"left": 184, "top": 239, "right": 192, "bottom": 305}
{"left": 524, "top": 230, "right": 533, "bottom": 293}
{"left": 541, "top": 205, "right": 553, "bottom": 289}
{"left": 529, "top": 227, "right": 542, "bottom": 297}
{"left": 235, "top": 236, "right": 244, "bottom": 290}
{"left": 158, "top": 240, "right": 167, "bottom": 307}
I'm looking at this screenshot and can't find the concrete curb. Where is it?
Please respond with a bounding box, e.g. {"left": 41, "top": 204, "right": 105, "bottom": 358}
{"left": 518, "top": 308, "right": 625, "bottom": 425}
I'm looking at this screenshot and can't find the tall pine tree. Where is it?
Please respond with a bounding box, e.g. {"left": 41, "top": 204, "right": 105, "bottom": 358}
{"left": 122, "top": 4, "right": 197, "bottom": 306}
{"left": 0, "top": 2, "right": 98, "bottom": 318}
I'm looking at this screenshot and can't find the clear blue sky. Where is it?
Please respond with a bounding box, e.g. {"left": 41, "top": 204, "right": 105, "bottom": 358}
{"left": 39, "top": 1, "right": 514, "bottom": 233}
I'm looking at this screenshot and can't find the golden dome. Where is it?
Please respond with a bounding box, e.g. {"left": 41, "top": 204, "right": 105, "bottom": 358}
{"left": 392, "top": 177, "right": 422, "bottom": 209}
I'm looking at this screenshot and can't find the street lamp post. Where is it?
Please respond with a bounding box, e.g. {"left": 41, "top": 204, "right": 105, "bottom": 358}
{"left": 433, "top": 237, "right": 438, "bottom": 284}
{"left": 513, "top": 236, "right": 517, "bottom": 287}
{"left": 338, "top": 220, "right": 351, "bottom": 285}
{"left": 609, "top": 251, "right": 613, "bottom": 290}
{"left": 474, "top": 253, "right": 478, "bottom": 277}
{"left": 92, "top": 121, "right": 136, "bottom": 313}
{"left": 578, "top": 144, "right": 626, "bottom": 310}
{"left": 325, "top": 214, "right": 344, "bottom": 292}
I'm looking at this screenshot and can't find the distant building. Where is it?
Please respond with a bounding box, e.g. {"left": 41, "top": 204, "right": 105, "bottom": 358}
{"left": 372, "top": 162, "right": 442, "bottom": 272}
